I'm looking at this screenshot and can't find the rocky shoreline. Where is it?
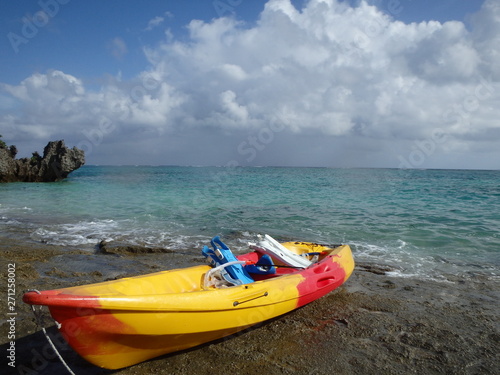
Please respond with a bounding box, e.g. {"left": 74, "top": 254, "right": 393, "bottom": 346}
{"left": 0, "top": 139, "right": 84, "bottom": 183}
{"left": 1, "top": 239, "right": 498, "bottom": 375}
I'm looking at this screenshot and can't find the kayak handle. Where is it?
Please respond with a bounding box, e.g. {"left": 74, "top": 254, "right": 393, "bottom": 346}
{"left": 233, "top": 291, "right": 269, "bottom": 307}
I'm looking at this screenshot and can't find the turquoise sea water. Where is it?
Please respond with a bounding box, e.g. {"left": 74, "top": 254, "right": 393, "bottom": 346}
{"left": 1, "top": 166, "right": 499, "bottom": 280}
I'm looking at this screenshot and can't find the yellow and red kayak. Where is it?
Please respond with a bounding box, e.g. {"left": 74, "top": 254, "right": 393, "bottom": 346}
{"left": 23, "top": 239, "right": 354, "bottom": 370}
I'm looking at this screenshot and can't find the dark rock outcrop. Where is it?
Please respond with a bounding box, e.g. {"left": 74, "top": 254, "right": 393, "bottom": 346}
{"left": 0, "top": 140, "right": 85, "bottom": 182}
{"left": 97, "top": 240, "right": 175, "bottom": 255}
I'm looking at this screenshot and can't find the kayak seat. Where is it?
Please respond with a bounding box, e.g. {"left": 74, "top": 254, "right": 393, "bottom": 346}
{"left": 202, "top": 236, "right": 254, "bottom": 286}
{"left": 245, "top": 254, "right": 276, "bottom": 275}
{"left": 249, "top": 234, "right": 312, "bottom": 268}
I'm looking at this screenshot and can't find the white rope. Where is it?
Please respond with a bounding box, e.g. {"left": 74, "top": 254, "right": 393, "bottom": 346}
{"left": 203, "top": 261, "right": 247, "bottom": 289}
{"left": 27, "top": 289, "right": 76, "bottom": 375}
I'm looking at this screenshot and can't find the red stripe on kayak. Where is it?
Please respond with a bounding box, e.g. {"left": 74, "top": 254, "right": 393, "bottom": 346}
{"left": 23, "top": 290, "right": 101, "bottom": 308}
{"left": 295, "top": 256, "right": 347, "bottom": 308}
{"left": 49, "top": 305, "right": 137, "bottom": 357}
{"left": 24, "top": 290, "right": 135, "bottom": 358}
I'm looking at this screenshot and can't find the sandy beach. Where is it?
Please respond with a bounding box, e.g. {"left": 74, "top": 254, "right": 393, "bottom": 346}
{"left": 1, "top": 238, "right": 498, "bottom": 375}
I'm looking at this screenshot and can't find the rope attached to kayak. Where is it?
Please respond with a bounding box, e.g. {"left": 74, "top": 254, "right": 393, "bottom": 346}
{"left": 27, "top": 289, "right": 76, "bottom": 375}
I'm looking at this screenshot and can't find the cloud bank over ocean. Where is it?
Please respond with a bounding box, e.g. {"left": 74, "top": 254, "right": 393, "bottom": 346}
{"left": 1, "top": 0, "right": 499, "bottom": 168}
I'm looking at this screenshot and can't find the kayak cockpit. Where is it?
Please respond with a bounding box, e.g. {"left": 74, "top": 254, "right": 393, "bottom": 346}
{"left": 202, "top": 235, "right": 339, "bottom": 287}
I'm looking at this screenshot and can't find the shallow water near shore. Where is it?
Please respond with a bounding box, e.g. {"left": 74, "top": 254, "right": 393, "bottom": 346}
{"left": 1, "top": 166, "right": 499, "bottom": 281}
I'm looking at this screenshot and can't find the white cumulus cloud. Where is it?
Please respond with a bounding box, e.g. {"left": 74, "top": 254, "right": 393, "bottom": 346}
{"left": 1, "top": 0, "right": 499, "bottom": 168}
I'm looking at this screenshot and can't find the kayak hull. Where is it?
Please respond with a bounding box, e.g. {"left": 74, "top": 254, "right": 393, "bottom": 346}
{"left": 48, "top": 299, "right": 299, "bottom": 369}
{"left": 24, "top": 242, "right": 354, "bottom": 369}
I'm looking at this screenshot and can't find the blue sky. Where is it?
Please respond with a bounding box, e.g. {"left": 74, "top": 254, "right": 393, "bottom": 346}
{"left": 1, "top": 1, "right": 280, "bottom": 84}
{"left": 0, "top": 0, "right": 498, "bottom": 169}
{"left": 0, "top": 1, "right": 485, "bottom": 84}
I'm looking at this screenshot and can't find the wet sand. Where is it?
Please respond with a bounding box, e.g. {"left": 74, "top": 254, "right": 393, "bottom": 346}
{"left": 1, "top": 239, "right": 498, "bottom": 374}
